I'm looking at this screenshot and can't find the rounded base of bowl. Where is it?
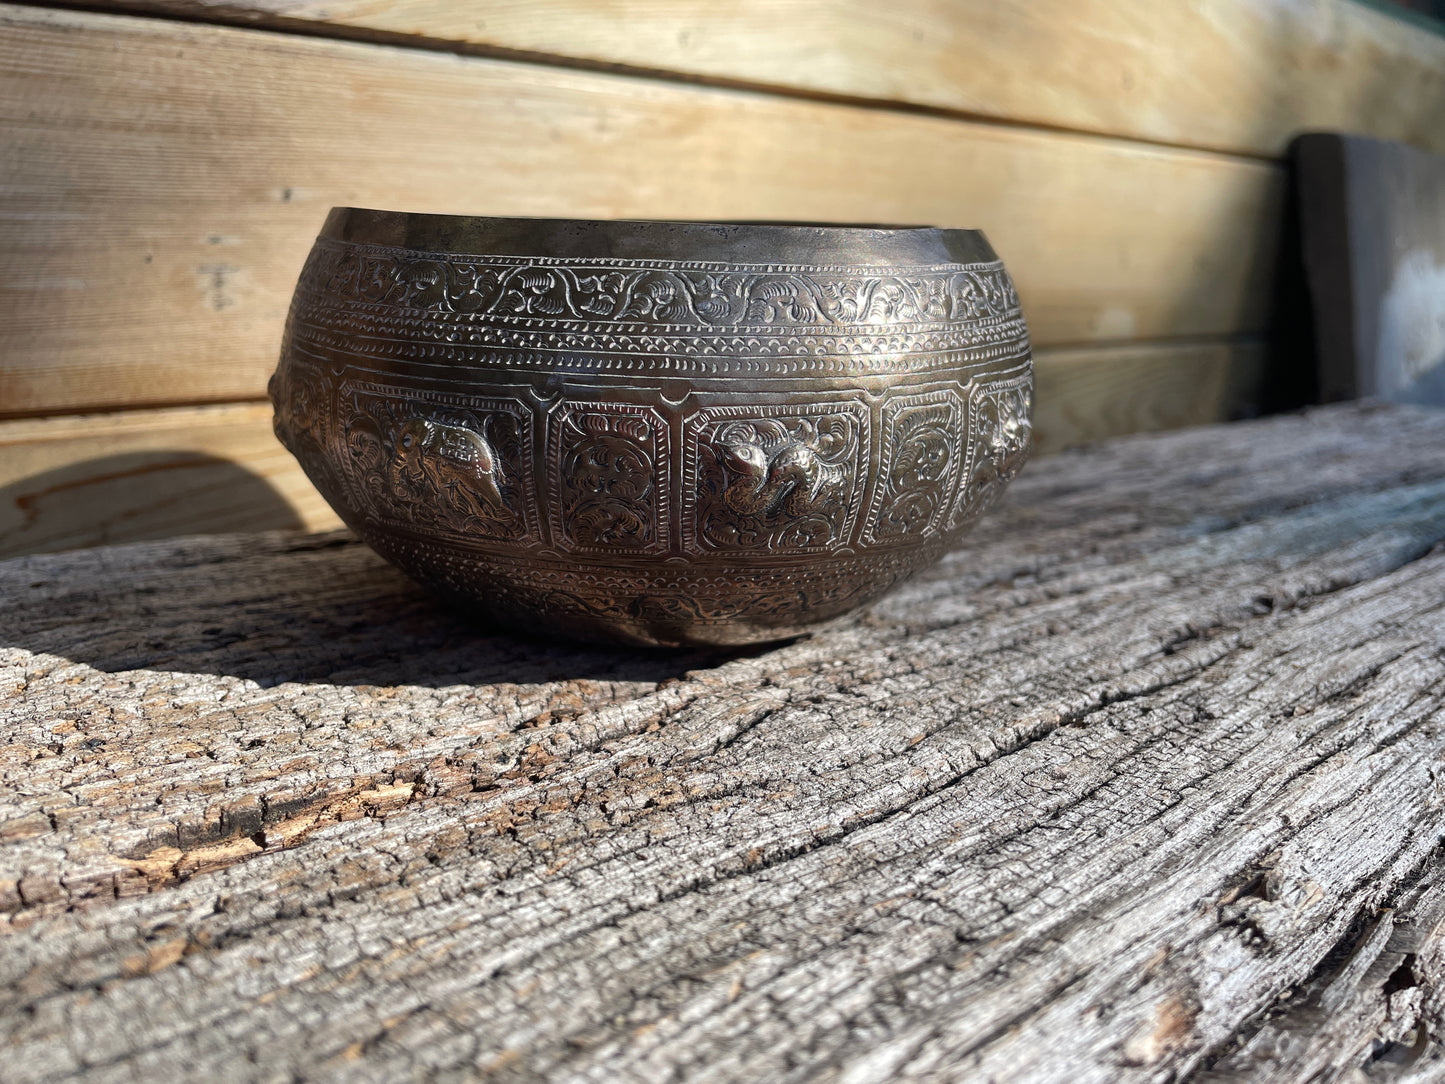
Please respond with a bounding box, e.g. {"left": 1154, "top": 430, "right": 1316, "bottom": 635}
{"left": 362, "top": 528, "right": 938, "bottom": 648}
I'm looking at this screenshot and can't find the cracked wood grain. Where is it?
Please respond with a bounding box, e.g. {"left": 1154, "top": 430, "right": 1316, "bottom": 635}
{"left": 4, "top": 403, "right": 1445, "bottom": 1082}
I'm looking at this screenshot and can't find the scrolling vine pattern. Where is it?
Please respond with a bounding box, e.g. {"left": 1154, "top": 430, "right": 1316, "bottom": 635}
{"left": 866, "top": 391, "right": 966, "bottom": 544}
{"left": 549, "top": 404, "right": 669, "bottom": 554}
{"left": 303, "top": 240, "right": 1021, "bottom": 328}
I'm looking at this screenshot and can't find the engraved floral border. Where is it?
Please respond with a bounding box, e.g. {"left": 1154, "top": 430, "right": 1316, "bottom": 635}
{"left": 300, "top": 238, "right": 1022, "bottom": 330}
{"left": 288, "top": 300, "right": 1032, "bottom": 376}
{"left": 387, "top": 536, "right": 929, "bottom": 624}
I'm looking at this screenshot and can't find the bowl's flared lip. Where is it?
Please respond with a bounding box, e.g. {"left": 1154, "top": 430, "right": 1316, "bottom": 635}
{"left": 319, "top": 207, "right": 999, "bottom": 266}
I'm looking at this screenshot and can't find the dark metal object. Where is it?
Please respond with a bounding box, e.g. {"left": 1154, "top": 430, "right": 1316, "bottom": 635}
{"left": 270, "top": 210, "right": 1033, "bottom": 646}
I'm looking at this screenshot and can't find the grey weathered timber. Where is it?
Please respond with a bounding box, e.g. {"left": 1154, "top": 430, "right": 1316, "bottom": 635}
{"left": 1296, "top": 133, "right": 1445, "bottom": 406}
{"left": 4, "top": 401, "right": 1445, "bottom": 1083}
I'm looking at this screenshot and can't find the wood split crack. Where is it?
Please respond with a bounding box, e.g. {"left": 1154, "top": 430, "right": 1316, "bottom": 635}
{"left": 1193, "top": 850, "right": 1445, "bottom": 1082}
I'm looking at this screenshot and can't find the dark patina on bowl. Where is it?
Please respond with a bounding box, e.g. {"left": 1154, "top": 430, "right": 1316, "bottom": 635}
{"left": 270, "top": 210, "right": 1033, "bottom": 646}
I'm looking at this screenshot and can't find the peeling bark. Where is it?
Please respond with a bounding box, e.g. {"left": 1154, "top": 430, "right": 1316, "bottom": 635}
{"left": 4, "top": 403, "right": 1445, "bottom": 1082}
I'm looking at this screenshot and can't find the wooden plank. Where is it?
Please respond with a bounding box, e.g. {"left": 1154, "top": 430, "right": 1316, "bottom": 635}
{"left": 0, "top": 404, "right": 342, "bottom": 557}
{"left": 4, "top": 403, "right": 1445, "bottom": 1081}
{"left": 80, "top": 0, "right": 1445, "bottom": 160}
{"left": 1297, "top": 133, "right": 1445, "bottom": 405}
{"left": 0, "top": 4, "right": 1283, "bottom": 417}
{"left": 0, "top": 341, "right": 1258, "bottom": 557}
{"left": 1198, "top": 873, "right": 1445, "bottom": 1081}
{"left": 1032, "top": 339, "right": 1266, "bottom": 452}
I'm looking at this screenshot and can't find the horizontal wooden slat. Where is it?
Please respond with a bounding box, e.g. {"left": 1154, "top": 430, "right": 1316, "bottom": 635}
{"left": 0, "top": 4, "right": 1283, "bottom": 417}
{"left": 0, "top": 404, "right": 343, "bottom": 557}
{"left": 1033, "top": 339, "right": 1266, "bottom": 452}
{"left": 0, "top": 341, "right": 1261, "bottom": 556}
{"left": 81, "top": 0, "right": 1445, "bottom": 160}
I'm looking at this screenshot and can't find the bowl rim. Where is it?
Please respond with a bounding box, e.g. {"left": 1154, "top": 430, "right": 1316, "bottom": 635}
{"left": 318, "top": 207, "right": 999, "bottom": 266}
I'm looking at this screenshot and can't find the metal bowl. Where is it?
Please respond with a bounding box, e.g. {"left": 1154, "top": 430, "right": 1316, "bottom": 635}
{"left": 270, "top": 209, "right": 1033, "bottom": 646}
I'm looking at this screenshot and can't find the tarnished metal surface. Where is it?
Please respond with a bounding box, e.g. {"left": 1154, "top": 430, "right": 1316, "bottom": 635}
{"left": 270, "top": 210, "right": 1033, "bottom": 646}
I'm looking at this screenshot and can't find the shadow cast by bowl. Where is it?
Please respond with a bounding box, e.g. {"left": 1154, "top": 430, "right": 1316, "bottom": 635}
{"left": 2, "top": 530, "right": 762, "bottom": 688}
{"left": 0, "top": 451, "right": 309, "bottom": 559}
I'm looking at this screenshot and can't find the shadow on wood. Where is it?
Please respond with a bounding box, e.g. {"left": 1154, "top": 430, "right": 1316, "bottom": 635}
{"left": 0, "top": 451, "right": 307, "bottom": 559}
{"left": 0, "top": 531, "right": 755, "bottom": 688}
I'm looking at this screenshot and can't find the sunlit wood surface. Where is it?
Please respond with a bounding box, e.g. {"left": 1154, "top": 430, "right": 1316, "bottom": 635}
{"left": 5, "top": 403, "right": 1445, "bottom": 1081}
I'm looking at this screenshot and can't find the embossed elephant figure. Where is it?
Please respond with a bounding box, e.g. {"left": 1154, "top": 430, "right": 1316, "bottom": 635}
{"left": 388, "top": 417, "right": 505, "bottom": 524}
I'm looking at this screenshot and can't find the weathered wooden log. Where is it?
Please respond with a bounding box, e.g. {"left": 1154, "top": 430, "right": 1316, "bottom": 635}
{"left": 4, "top": 402, "right": 1445, "bottom": 1083}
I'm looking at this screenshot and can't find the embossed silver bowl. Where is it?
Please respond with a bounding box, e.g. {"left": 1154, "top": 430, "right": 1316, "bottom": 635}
{"left": 270, "top": 210, "right": 1033, "bottom": 647}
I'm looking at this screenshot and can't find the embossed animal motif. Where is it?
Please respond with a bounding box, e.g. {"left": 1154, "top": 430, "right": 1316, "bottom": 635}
{"left": 268, "top": 367, "right": 326, "bottom": 455}
{"left": 388, "top": 417, "right": 505, "bottom": 525}
{"left": 720, "top": 428, "right": 847, "bottom": 521}
{"left": 960, "top": 385, "right": 1033, "bottom": 516}
{"left": 986, "top": 387, "right": 1032, "bottom": 478}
